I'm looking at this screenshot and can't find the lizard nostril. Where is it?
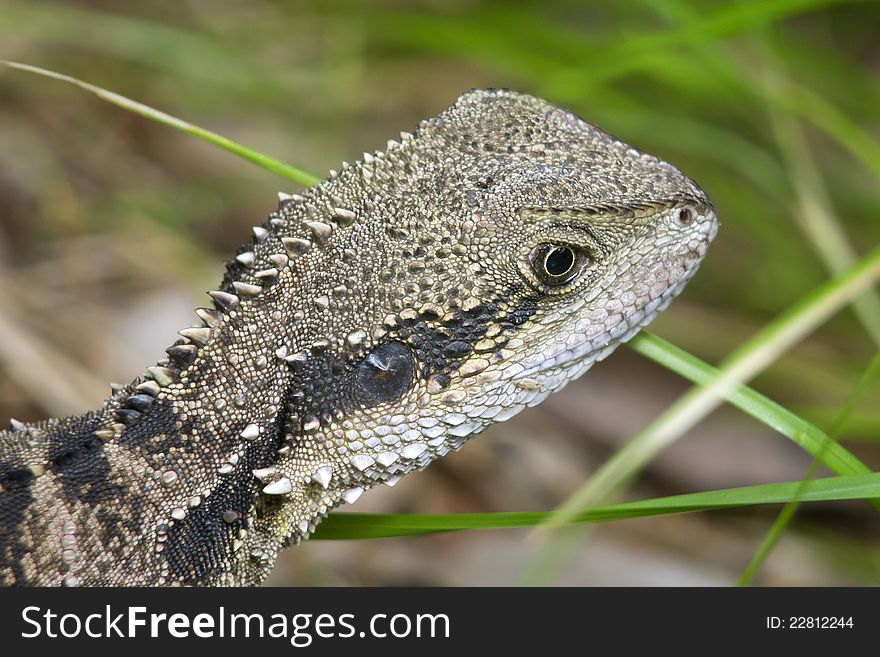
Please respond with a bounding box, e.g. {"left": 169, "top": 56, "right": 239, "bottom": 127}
{"left": 675, "top": 207, "right": 694, "bottom": 226}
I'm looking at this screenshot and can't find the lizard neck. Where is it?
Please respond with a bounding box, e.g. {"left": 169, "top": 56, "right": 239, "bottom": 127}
{"left": 3, "top": 184, "right": 383, "bottom": 585}
{"left": 100, "top": 284, "right": 311, "bottom": 584}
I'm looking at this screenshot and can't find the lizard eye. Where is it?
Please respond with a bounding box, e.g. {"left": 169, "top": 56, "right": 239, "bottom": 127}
{"left": 529, "top": 243, "right": 591, "bottom": 287}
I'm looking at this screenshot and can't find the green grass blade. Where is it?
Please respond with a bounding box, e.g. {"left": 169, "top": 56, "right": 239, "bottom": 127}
{"left": 628, "top": 332, "right": 873, "bottom": 480}
{"left": 777, "top": 82, "right": 880, "bottom": 184}
{"left": 0, "top": 60, "right": 320, "bottom": 187}
{"left": 737, "top": 349, "right": 880, "bottom": 586}
{"left": 726, "top": 31, "right": 880, "bottom": 586}
{"left": 568, "top": 0, "right": 851, "bottom": 86}
{"left": 312, "top": 473, "right": 880, "bottom": 540}
{"left": 758, "top": 56, "right": 880, "bottom": 347}
{"left": 0, "top": 3, "right": 284, "bottom": 96}
{"left": 376, "top": 0, "right": 850, "bottom": 90}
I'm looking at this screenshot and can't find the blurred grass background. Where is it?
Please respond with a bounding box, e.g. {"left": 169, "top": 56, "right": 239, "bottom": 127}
{"left": 1, "top": 0, "right": 879, "bottom": 585}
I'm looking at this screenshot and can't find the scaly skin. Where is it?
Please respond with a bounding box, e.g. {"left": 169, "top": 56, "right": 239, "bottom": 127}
{"left": 0, "top": 89, "right": 717, "bottom": 586}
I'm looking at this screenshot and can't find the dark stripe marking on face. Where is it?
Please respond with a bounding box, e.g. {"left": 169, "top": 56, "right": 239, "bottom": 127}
{"left": 0, "top": 465, "right": 33, "bottom": 584}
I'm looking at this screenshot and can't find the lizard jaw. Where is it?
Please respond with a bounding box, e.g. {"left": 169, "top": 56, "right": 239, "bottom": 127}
{"left": 505, "top": 257, "right": 705, "bottom": 387}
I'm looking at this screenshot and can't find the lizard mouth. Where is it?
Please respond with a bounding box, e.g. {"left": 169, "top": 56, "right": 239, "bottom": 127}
{"left": 508, "top": 248, "right": 709, "bottom": 384}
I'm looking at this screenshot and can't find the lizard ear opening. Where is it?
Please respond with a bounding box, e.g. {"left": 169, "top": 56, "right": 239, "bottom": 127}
{"left": 353, "top": 341, "right": 415, "bottom": 407}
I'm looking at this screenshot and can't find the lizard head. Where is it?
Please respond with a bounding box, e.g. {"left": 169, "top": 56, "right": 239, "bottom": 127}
{"left": 401, "top": 89, "right": 718, "bottom": 406}
{"left": 130, "top": 89, "right": 716, "bottom": 581}
{"left": 248, "top": 89, "right": 717, "bottom": 546}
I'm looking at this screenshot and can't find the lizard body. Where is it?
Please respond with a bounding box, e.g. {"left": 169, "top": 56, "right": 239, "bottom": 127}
{"left": 0, "top": 89, "right": 716, "bottom": 586}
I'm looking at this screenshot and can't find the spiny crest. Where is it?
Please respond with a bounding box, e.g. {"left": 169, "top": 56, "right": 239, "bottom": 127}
{"left": 109, "top": 165, "right": 372, "bottom": 434}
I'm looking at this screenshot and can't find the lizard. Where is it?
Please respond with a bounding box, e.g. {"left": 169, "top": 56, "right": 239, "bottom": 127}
{"left": 0, "top": 88, "right": 717, "bottom": 586}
